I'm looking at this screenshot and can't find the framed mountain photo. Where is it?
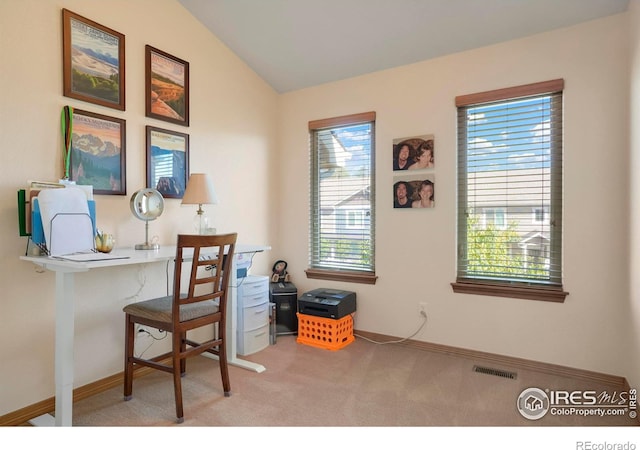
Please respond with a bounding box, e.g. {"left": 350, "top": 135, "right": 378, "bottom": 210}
{"left": 146, "top": 126, "right": 189, "bottom": 199}
{"left": 62, "top": 9, "right": 125, "bottom": 111}
{"left": 68, "top": 109, "right": 126, "bottom": 195}
{"left": 145, "top": 45, "right": 189, "bottom": 126}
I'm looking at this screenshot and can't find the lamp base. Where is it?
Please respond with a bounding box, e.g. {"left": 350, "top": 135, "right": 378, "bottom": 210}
{"left": 194, "top": 211, "right": 211, "bottom": 235}
{"left": 135, "top": 243, "right": 159, "bottom": 250}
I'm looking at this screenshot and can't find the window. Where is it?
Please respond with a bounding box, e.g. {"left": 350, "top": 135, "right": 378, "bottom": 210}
{"left": 306, "top": 112, "right": 377, "bottom": 285}
{"left": 483, "top": 208, "right": 506, "bottom": 229}
{"left": 151, "top": 153, "right": 174, "bottom": 187}
{"left": 532, "top": 207, "right": 547, "bottom": 224}
{"left": 346, "top": 210, "right": 365, "bottom": 229}
{"left": 452, "top": 80, "right": 568, "bottom": 302}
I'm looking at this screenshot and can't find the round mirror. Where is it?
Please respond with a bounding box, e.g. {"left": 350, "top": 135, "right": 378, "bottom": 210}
{"left": 130, "top": 188, "right": 164, "bottom": 250}
{"left": 130, "top": 188, "right": 164, "bottom": 221}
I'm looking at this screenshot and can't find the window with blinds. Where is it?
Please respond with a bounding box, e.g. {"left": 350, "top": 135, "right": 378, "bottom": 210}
{"left": 452, "top": 80, "right": 568, "bottom": 302}
{"left": 306, "top": 112, "right": 377, "bottom": 285}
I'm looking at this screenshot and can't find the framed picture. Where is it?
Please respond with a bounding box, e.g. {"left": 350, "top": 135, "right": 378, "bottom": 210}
{"left": 146, "top": 126, "right": 189, "bottom": 199}
{"left": 392, "top": 134, "right": 435, "bottom": 171}
{"left": 62, "top": 9, "right": 125, "bottom": 111}
{"left": 145, "top": 45, "right": 189, "bottom": 126}
{"left": 393, "top": 175, "right": 435, "bottom": 209}
{"left": 69, "top": 109, "right": 126, "bottom": 195}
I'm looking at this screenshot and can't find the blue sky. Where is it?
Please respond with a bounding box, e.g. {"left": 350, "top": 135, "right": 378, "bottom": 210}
{"left": 331, "top": 124, "right": 372, "bottom": 176}
{"left": 466, "top": 96, "right": 553, "bottom": 172}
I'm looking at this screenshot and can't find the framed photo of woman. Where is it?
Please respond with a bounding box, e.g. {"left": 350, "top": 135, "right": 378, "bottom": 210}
{"left": 393, "top": 175, "right": 435, "bottom": 209}
{"left": 392, "top": 134, "right": 435, "bottom": 171}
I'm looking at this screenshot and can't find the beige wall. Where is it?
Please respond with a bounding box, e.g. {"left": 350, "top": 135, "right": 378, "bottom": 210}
{"left": 278, "top": 13, "right": 634, "bottom": 386}
{"left": 1, "top": 0, "right": 637, "bottom": 418}
{"left": 0, "top": 0, "right": 277, "bottom": 415}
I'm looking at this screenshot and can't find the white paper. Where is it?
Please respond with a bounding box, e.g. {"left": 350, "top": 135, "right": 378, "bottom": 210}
{"left": 52, "top": 252, "right": 129, "bottom": 262}
{"left": 37, "top": 187, "right": 94, "bottom": 256}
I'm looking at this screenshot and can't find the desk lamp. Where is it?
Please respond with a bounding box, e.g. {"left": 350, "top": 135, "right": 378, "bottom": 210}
{"left": 181, "top": 173, "right": 218, "bottom": 234}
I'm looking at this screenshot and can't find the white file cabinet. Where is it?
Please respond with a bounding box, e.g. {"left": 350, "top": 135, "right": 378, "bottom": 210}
{"left": 236, "top": 275, "right": 270, "bottom": 355}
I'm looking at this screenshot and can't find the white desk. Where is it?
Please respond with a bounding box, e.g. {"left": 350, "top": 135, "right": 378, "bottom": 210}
{"left": 20, "top": 243, "right": 270, "bottom": 426}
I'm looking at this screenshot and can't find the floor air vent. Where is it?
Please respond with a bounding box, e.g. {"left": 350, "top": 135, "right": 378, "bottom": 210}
{"left": 473, "top": 365, "right": 517, "bottom": 380}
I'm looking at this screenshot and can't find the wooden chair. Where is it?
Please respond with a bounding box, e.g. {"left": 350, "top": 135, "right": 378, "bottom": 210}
{"left": 123, "top": 233, "right": 237, "bottom": 423}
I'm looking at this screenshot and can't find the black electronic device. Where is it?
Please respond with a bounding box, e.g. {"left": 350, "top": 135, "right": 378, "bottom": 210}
{"left": 269, "top": 281, "right": 298, "bottom": 335}
{"left": 298, "top": 288, "right": 356, "bottom": 319}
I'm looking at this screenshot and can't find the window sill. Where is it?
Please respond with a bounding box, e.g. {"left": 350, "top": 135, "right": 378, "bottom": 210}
{"left": 451, "top": 280, "right": 568, "bottom": 303}
{"left": 305, "top": 268, "right": 377, "bottom": 285}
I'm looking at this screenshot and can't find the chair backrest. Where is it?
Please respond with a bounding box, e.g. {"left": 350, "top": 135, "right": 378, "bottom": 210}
{"left": 172, "top": 233, "right": 237, "bottom": 326}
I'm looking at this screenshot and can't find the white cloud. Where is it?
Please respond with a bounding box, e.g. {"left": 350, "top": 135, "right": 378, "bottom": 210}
{"left": 469, "top": 137, "right": 495, "bottom": 152}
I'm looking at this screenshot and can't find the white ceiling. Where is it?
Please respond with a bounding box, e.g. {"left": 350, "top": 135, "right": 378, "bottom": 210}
{"left": 178, "top": 0, "right": 629, "bottom": 93}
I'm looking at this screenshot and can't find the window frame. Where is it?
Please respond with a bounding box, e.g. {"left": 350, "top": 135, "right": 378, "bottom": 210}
{"left": 305, "top": 112, "right": 377, "bottom": 285}
{"left": 451, "top": 80, "right": 568, "bottom": 302}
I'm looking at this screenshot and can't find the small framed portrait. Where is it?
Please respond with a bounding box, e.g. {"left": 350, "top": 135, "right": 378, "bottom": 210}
{"left": 145, "top": 45, "right": 189, "bottom": 126}
{"left": 393, "top": 175, "right": 435, "bottom": 209}
{"left": 146, "top": 126, "right": 189, "bottom": 199}
{"left": 68, "top": 109, "right": 126, "bottom": 195}
{"left": 62, "top": 9, "right": 125, "bottom": 111}
{"left": 392, "top": 134, "right": 434, "bottom": 171}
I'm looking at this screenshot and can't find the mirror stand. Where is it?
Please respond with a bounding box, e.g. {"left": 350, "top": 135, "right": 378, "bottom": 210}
{"left": 135, "top": 220, "right": 159, "bottom": 250}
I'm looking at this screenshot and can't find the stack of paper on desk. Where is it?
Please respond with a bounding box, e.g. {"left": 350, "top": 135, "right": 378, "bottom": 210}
{"left": 35, "top": 187, "right": 129, "bottom": 262}
{"left": 37, "top": 187, "right": 95, "bottom": 257}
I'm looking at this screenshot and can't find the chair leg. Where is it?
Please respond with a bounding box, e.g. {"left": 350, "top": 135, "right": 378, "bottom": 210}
{"left": 172, "top": 332, "right": 185, "bottom": 423}
{"left": 180, "top": 332, "right": 187, "bottom": 376}
{"left": 124, "top": 315, "right": 135, "bottom": 401}
{"left": 218, "top": 323, "right": 231, "bottom": 396}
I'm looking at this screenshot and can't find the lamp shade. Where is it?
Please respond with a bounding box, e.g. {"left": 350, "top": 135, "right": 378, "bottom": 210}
{"left": 181, "top": 173, "right": 218, "bottom": 205}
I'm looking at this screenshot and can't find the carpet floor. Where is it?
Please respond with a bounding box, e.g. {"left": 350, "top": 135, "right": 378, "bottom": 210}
{"left": 70, "top": 334, "right": 636, "bottom": 427}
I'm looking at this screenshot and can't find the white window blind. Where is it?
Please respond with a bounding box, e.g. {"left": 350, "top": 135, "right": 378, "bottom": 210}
{"left": 455, "top": 80, "right": 565, "bottom": 296}
{"left": 308, "top": 112, "right": 375, "bottom": 276}
{"left": 152, "top": 153, "right": 174, "bottom": 187}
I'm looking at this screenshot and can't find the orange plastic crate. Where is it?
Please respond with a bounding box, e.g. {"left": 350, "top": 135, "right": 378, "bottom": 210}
{"left": 296, "top": 313, "right": 354, "bottom": 351}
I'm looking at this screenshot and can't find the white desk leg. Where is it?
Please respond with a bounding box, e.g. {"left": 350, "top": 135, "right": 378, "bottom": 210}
{"left": 55, "top": 270, "right": 75, "bottom": 426}
{"left": 28, "top": 270, "right": 76, "bottom": 427}
{"left": 225, "top": 255, "right": 265, "bottom": 373}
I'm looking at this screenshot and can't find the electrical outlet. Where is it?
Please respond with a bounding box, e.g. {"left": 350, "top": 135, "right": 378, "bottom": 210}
{"left": 418, "top": 302, "right": 427, "bottom": 318}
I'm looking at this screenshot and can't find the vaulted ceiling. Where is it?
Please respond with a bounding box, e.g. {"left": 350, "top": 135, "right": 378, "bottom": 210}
{"left": 178, "top": 0, "right": 629, "bottom": 93}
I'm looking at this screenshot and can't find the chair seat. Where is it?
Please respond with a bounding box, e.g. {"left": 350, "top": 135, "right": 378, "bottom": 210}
{"left": 123, "top": 295, "right": 220, "bottom": 324}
